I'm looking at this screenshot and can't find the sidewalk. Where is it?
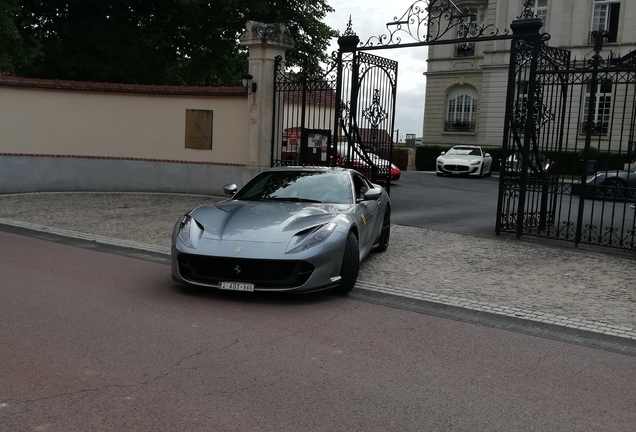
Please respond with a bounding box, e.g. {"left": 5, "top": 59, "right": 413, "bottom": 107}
{"left": 1, "top": 191, "right": 635, "bottom": 348}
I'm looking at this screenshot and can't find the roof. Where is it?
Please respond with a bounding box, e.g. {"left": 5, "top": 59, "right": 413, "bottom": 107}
{"left": 283, "top": 81, "right": 336, "bottom": 108}
{"left": 0, "top": 75, "right": 246, "bottom": 97}
{"left": 356, "top": 128, "right": 393, "bottom": 144}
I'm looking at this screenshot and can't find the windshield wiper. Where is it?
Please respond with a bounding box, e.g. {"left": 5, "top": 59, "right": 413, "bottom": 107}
{"left": 268, "top": 196, "right": 322, "bottom": 203}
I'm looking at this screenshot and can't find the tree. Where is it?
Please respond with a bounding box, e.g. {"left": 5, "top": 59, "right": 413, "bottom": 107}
{"left": 0, "top": 0, "right": 39, "bottom": 74}
{"left": 5, "top": 0, "right": 337, "bottom": 85}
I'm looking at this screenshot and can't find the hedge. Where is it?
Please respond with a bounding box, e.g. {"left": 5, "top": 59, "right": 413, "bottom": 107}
{"left": 415, "top": 145, "right": 632, "bottom": 178}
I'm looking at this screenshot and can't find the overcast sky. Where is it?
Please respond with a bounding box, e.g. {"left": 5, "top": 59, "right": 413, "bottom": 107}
{"left": 324, "top": 0, "right": 429, "bottom": 140}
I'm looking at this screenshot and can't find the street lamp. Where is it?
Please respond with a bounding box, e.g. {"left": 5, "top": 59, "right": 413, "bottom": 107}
{"left": 241, "top": 73, "right": 257, "bottom": 95}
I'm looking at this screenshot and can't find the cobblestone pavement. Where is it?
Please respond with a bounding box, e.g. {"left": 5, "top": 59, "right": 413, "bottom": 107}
{"left": 1, "top": 192, "right": 635, "bottom": 345}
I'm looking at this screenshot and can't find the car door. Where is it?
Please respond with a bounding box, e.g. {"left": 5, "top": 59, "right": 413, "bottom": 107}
{"left": 351, "top": 173, "right": 378, "bottom": 255}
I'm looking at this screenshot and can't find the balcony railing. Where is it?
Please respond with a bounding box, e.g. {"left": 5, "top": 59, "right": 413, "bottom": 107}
{"left": 589, "top": 30, "right": 612, "bottom": 44}
{"left": 580, "top": 121, "right": 609, "bottom": 136}
{"left": 455, "top": 43, "right": 475, "bottom": 57}
{"left": 445, "top": 121, "right": 476, "bottom": 132}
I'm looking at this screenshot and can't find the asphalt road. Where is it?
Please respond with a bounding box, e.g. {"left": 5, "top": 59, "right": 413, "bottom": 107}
{"left": 2, "top": 230, "right": 636, "bottom": 431}
{"left": 390, "top": 171, "right": 500, "bottom": 236}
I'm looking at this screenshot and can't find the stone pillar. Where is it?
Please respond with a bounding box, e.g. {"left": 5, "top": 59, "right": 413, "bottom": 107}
{"left": 239, "top": 21, "right": 295, "bottom": 184}
{"left": 407, "top": 149, "right": 417, "bottom": 171}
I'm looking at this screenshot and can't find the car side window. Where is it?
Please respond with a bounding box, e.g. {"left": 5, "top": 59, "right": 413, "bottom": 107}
{"left": 352, "top": 174, "right": 369, "bottom": 200}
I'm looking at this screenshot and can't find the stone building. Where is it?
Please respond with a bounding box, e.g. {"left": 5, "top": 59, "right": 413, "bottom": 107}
{"left": 422, "top": 0, "right": 636, "bottom": 148}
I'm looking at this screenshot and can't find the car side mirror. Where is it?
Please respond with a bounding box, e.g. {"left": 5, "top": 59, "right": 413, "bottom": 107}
{"left": 363, "top": 187, "right": 382, "bottom": 201}
{"left": 440, "top": 151, "right": 446, "bottom": 155}
{"left": 223, "top": 183, "right": 238, "bottom": 196}
{"left": 484, "top": 153, "right": 490, "bottom": 158}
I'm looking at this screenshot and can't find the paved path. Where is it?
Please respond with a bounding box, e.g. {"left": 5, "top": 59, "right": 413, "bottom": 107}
{"left": 1, "top": 192, "right": 635, "bottom": 349}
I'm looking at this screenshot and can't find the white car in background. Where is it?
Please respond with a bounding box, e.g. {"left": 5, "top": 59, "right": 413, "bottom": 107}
{"left": 436, "top": 145, "right": 492, "bottom": 177}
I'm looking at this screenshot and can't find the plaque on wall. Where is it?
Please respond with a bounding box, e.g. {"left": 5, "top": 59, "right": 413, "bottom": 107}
{"left": 185, "top": 109, "right": 213, "bottom": 150}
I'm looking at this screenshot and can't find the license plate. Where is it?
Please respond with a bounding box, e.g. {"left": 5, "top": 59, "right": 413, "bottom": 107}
{"left": 219, "top": 281, "right": 254, "bottom": 292}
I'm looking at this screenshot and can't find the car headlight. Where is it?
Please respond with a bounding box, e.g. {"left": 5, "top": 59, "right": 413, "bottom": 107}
{"left": 286, "top": 222, "right": 338, "bottom": 254}
{"left": 470, "top": 159, "right": 481, "bottom": 166}
{"left": 177, "top": 215, "right": 204, "bottom": 249}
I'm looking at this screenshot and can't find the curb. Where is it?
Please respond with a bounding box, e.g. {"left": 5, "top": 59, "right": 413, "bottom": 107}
{"left": 3, "top": 217, "right": 636, "bottom": 353}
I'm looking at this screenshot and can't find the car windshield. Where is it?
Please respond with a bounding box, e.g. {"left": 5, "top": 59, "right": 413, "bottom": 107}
{"left": 447, "top": 147, "right": 481, "bottom": 156}
{"left": 234, "top": 171, "right": 353, "bottom": 204}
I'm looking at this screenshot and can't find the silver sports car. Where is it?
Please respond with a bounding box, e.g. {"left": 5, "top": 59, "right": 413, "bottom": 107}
{"left": 171, "top": 167, "right": 391, "bottom": 294}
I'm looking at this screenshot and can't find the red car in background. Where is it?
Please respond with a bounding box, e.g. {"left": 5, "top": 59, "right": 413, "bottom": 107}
{"left": 281, "top": 143, "right": 401, "bottom": 183}
{"left": 335, "top": 143, "right": 401, "bottom": 183}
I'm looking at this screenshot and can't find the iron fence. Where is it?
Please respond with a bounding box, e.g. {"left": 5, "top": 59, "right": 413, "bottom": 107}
{"left": 497, "top": 30, "right": 636, "bottom": 250}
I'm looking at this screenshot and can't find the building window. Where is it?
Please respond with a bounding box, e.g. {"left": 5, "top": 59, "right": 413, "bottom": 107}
{"left": 532, "top": 0, "right": 548, "bottom": 32}
{"left": 445, "top": 86, "right": 477, "bottom": 132}
{"left": 590, "top": 0, "right": 620, "bottom": 43}
{"left": 455, "top": 43, "right": 475, "bottom": 57}
{"left": 581, "top": 81, "right": 612, "bottom": 136}
{"left": 455, "top": 10, "right": 476, "bottom": 57}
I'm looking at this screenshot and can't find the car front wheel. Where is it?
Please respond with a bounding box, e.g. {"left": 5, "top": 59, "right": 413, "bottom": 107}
{"left": 600, "top": 178, "right": 627, "bottom": 200}
{"left": 333, "top": 231, "right": 359, "bottom": 294}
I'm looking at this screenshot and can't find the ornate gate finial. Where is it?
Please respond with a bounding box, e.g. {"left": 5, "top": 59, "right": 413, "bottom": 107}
{"left": 518, "top": 0, "right": 536, "bottom": 19}
{"left": 343, "top": 16, "right": 356, "bottom": 37}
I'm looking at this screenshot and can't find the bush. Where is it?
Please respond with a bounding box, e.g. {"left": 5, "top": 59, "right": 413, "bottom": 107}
{"left": 414, "top": 145, "right": 628, "bottom": 176}
{"left": 392, "top": 147, "right": 410, "bottom": 171}
{"left": 416, "top": 145, "right": 448, "bottom": 171}
{"left": 578, "top": 146, "right": 599, "bottom": 159}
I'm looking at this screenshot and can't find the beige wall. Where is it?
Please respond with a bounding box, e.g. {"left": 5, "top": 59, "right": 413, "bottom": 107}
{"left": 0, "top": 86, "right": 247, "bottom": 165}
{"left": 0, "top": 21, "right": 295, "bottom": 194}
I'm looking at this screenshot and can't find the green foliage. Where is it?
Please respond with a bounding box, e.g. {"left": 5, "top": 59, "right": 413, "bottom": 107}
{"left": 3, "top": 0, "right": 337, "bottom": 85}
{"left": 0, "top": 0, "right": 39, "bottom": 74}
{"left": 391, "top": 147, "right": 410, "bottom": 171}
{"left": 416, "top": 145, "right": 446, "bottom": 171}
{"left": 578, "top": 146, "right": 599, "bottom": 159}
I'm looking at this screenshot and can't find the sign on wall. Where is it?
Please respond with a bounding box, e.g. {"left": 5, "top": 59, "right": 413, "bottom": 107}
{"left": 185, "top": 109, "right": 213, "bottom": 150}
{"left": 300, "top": 129, "right": 330, "bottom": 164}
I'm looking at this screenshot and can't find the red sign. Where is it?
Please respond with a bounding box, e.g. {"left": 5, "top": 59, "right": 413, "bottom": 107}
{"left": 289, "top": 133, "right": 298, "bottom": 145}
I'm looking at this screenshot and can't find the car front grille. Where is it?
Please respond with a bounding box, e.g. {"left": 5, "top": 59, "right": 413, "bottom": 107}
{"left": 443, "top": 164, "right": 470, "bottom": 172}
{"left": 177, "top": 254, "right": 315, "bottom": 288}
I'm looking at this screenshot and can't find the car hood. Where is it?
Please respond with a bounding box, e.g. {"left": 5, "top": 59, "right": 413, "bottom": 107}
{"left": 189, "top": 200, "right": 350, "bottom": 243}
{"left": 438, "top": 154, "right": 480, "bottom": 162}
{"left": 585, "top": 170, "right": 632, "bottom": 182}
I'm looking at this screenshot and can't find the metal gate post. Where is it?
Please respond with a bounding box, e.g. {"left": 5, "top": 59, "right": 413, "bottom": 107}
{"left": 335, "top": 27, "right": 360, "bottom": 168}
{"left": 496, "top": 33, "right": 522, "bottom": 235}
{"left": 510, "top": 18, "right": 543, "bottom": 238}
{"left": 575, "top": 31, "right": 606, "bottom": 246}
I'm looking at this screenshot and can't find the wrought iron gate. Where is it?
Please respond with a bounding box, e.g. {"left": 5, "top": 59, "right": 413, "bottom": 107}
{"left": 335, "top": 36, "right": 398, "bottom": 192}
{"left": 496, "top": 26, "right": 636, "bottom": 250}
{"left": 271, "top": 55, "right": 338, "bottom": 169}
{"left": 272, "top": 1, "right": 636, "bottom": 250}
{"left": 271, "top": 47, "right": 398, "bottom": 191}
